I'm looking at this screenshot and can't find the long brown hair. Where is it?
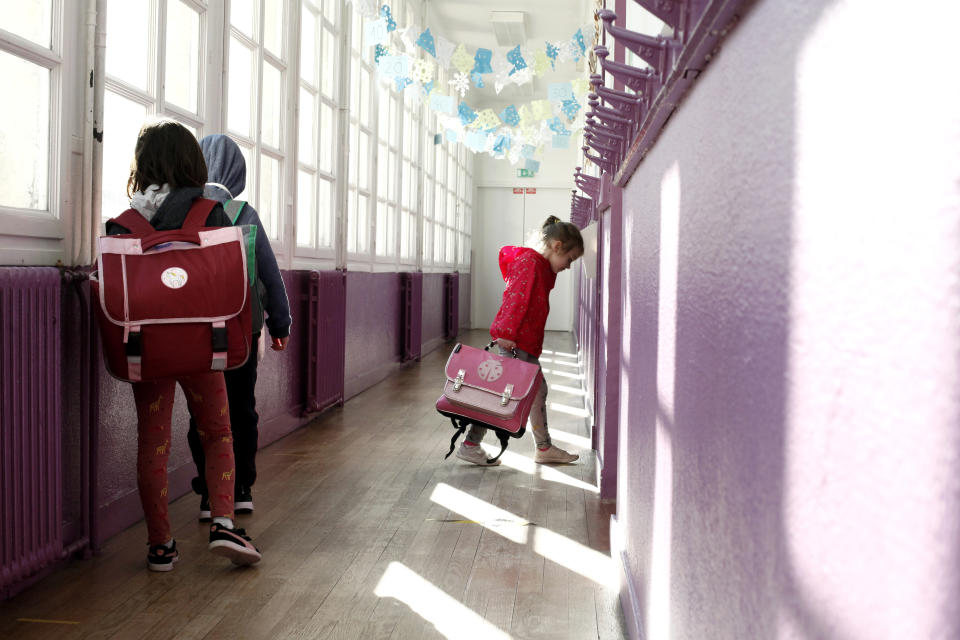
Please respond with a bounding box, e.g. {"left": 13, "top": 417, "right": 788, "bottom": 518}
{"left": 126, "top": 119, "right": 208, "bottom": 197}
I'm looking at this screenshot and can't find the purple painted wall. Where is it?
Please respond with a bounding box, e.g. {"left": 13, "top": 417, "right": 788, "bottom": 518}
{"left": 421, "top": 273, "right": 447, "bottom": 356}
{"left": 458, "top": 272, "right": 471, "bottom": 330}
{"left": 597, "top": 192, "right": 621, "bottom": 500}
{"left": 344, "top": 271, "right": 403, "bottom": 400}
{"left": 611, "top": 1, "right": 960, "bottom": 638}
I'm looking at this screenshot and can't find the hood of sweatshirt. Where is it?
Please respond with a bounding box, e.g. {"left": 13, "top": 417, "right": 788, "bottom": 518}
{"left": 498, "top": 246, "right": 550, "bottom": 281}
{"left": 199, "top": 134, "right": 245, "bottom": 200}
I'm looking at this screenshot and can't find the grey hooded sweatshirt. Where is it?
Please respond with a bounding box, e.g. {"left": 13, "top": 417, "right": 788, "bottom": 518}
{"left": 199, "top": 134, "right": 292, "bottom": 340}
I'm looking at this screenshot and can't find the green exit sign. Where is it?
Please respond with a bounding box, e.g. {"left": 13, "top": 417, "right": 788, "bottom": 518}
{"left": 517, "top": 168, "right": 536, "bottom": 178}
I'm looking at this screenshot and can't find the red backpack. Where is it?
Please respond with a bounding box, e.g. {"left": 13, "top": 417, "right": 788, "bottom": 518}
{"left": 91, "top": 198, "right": 252, "bottom": 382}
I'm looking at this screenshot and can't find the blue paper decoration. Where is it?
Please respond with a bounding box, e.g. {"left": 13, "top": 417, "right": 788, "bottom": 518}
{"left": 506, "top": 46, "right": 527, "bottom": 75}
{"left": 548, "top": 82, "right": 574, "bottom": 103}
{"left": 548, "top": 117, "right": 570, "bottom": 135}
{"left": 395, "top": 76, "right": 412, "bottom": 91}
{"left": 445, "top": 129, "right": 459, "bottom": 143}
{"left": 545, "top": 42, "right": 559, "bottom": 70}
{"left": 470, "top": 72, "right": 484, "bottom": 89}
{"left": 416, "top": 28, "right": 436, "bottom": 57}
{"left": 574, "top": 28, "right": 586, "bottom": 56}
{"left": 380, "top": 5, "right": 397, "bottom": 32}
{"left": 492, "top": 133, "right": 511, "bottom": 155}
{"left": 524, "top": 158, "right": 540, "bottom": 174}
{"left": 499, "top": 105, "right": 520, "bottom": 127}
{"left": 423, "top": 80, "right": 435, "bottom": 94}
{"left": 561, "top": 98, "right": 581, "bottom": 120}
{"left": 552, "top": 134, "right": 570, "bottom": 149}
{"left": 473, "top": 48, "right": 493, "bottom": 75}
{"left": 458, "top": 102, "right": 477, "bottom": 125}
{"left": 466, "top": 131, "right": 487, "bottom": 152}
{"left": 521, "top": 144, "right": 536, "bottom": 159}
{"left": 374, "top": 44, "right": 388, "bottom": 65}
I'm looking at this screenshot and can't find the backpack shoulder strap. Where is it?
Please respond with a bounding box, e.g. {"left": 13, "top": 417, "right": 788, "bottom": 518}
{"left": 224, "top": 200, "right": 247, "bottom": 225}
{"left": 182, "top": 198, "right": 218, "bottom": 229}
{"left": 109, "top": 209, "right": 155, "bottom": 236}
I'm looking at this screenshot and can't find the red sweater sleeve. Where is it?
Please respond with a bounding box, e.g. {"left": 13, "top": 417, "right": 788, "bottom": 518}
{"left": 491, "top": 255, "right": 538, "bottom": 341}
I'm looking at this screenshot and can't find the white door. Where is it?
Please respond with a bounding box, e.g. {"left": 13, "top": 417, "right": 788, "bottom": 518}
{"left": 472, "top": 186, "right": 575, "bottom": 333}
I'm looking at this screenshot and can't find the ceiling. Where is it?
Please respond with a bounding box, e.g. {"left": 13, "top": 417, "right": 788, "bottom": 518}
{"left": 424, "top": 0, "right": 596, "bottom": 108}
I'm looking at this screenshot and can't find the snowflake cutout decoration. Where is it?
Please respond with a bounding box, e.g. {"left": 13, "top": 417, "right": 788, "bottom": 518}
{"left": 379, "top": 5, "right": 397, "bottom": 32}
{"left": 449, "top": 71, "right": 470, "bottom": 98}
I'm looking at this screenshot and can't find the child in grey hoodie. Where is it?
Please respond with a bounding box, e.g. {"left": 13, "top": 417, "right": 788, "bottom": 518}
{"left": 187, "top": 134, "right": 292, "bottom": 519}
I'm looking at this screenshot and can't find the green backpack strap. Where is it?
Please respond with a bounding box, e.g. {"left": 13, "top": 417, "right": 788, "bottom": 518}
{"left": 224, "top": 199, "right": 246, "bottom": 224}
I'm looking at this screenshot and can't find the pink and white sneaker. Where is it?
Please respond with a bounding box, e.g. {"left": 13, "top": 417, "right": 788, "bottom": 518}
{"left": 208, "top": 523, "right": 262, "bottom": 565}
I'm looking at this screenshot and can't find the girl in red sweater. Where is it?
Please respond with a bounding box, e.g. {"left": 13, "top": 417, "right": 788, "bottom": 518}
{"left": 457, "top": 216, "right": 585, "bottom": 466}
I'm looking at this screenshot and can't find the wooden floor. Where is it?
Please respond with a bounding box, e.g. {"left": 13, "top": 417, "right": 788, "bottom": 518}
{"left": 0, "top": 330, "right": 625, "bottom": 640}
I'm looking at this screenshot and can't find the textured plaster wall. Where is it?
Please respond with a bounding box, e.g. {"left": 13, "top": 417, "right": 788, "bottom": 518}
{"left": 616, "top": 1, "right": 960, "bottom": 638}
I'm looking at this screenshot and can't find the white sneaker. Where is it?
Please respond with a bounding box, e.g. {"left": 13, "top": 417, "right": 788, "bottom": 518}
{"left": 455, "top": 443, "right": 501, "bottom": 466}
{"left": 534, "top": 444, "right": 579, "bottom": 464}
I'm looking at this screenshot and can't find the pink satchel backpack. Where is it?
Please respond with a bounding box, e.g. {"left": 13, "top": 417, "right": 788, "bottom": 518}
{"left": 436, "top": 342, "right": 543, "bottom": 463}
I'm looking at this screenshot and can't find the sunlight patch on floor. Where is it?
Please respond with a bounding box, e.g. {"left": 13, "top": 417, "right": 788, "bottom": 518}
{"left": 431, "top": 483, "right": 614, "bottom": 587}
{"left": 430, "top": 483, "right": 530, "bottom": 544}
{"left": 546, "top": 428, "right": 592, "bottom": 450}
{"left": 374, "top": 562, "right": 513, "bottom": 640}
{"left": 540, "top": 368, "right": 583, "bottom": 380}
{"left": 550, "top": 401, "right": 590, "bottom": 418}
{"left": 548, "top": 383, "right": 586, "bottom": 397}
{"left": 483, "top": 448, "right": 599, "bottom": 493}
{"left": 532, "top": 526, "right": 618, "bottom": 589}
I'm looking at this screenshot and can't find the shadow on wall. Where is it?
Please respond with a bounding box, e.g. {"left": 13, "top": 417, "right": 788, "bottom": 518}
{"left": 618, "top": 0, "right": 883, "bottom": 638}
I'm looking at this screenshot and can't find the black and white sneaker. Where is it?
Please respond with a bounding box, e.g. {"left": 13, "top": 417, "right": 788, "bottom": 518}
{"left": 198, "top": 495, "right": 212, "bottom": 522}
{"left": 147, "top": 540, "right": 179, "bottom": 572}
{"left": 208, "top": 523, "right": 261, "bottom": 565}
{"left": 234, "top": 486, "right": 254, "bottom": 514}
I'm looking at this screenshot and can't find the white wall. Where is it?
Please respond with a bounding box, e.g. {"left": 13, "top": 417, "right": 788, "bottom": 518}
{"left": 470, "top": 142, "right": 580, "bottom": 333}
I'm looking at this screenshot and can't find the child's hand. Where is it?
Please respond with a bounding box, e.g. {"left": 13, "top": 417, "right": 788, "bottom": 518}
{"left": 271, "top": 336, "right": 289, "bottom": 351}
{"left": 495, "top": 338, "right": 517, "bottom": 351}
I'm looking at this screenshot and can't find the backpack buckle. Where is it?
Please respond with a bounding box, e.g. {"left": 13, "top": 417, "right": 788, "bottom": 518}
{"left": 501, "top": 384, "right": 514, "bottom": 406}
{"left": 453, "top": 369, "right": 465, "bottom": 391}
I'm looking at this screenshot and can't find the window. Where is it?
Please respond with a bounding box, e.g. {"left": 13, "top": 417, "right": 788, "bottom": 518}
{"left": 345, "top": 2, "right": 374, "bottom": 258}
{"left": 297, "top": 0, "right": 339, "bottom": 255}
{"left": 101, "top": 0, "right": 210, "bottom": 223}
{"left": 226, "top": 0, "right": 289, "bottom": 243}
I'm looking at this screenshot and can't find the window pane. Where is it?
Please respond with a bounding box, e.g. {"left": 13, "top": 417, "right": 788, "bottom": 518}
{"left": 105, "top": 0, "right": 149, "bottom": 90}
{"left": 231, "top": 0, "right": 256, "bottom": 38}
{"left": 165, "top": 0, "right": 201, "bottom": 113}
{"left": 422, "top": 220, "right": 432, "bottom": 263}
{"left": 100, "top": 91, "right": 146, "bottom": 220}
{"left": 346, "top": 187, "right": 356, "bottom": 252}
{"left": 259, "top": 154, "right": 280, "bottom": 239}
{"left": 298, "top": 88, "right": 316, "bottom": 164}
{"left": 322, "top": 0, "right": 336, "bottom": 23}
{"left": 357, "top": 193, "right": 369, "bottom": 253}
{"left": 400, "top": 210, "right": 412, "bottom": 259}
{"left": 434, "top": 183, "right": 444, "bottom": 222}
{"left": 348, "top": 121, "right": 358, "bottom": 185}
{"left": 401, "top": 161, "right": 410, "bottom": 209}
{"left": 264, "top": 0, "right": 284, "bottom": 57}
{"left": 359, "top": 71, "right": 370, "bottom": 126}
{"left": 261, "top": 62, "right": 282, "bottom": 148}
{"left": 447, "top": 229, "right": 455, "bottom": 264}
{"left": 6, "top": 0, "right": 51, "bottom": 47}
{"left": 300, "top": 6, "right": 317, "bottom": 84}
{"left": 358, "top": 131, "right": 369, "bottom": 190}
{"left": 228, "top": 38, "right": 254, "bottom": 137}
{"left": 422, "top": 177, "right": 432, "bottom": 220}
{"left": 319, "top": 102, "right": 334, "bottom": 172}
{"left": 387, "top": 151, "right": 397, "bottom": 202}
{"left": 375, "top": 200, "right": 388, "bottom": 256}
{"left": 448, "top": 192, "right": 456, "bottom": 227}
{"left": 235, "top": 143, "right": 253, "bottom": 201}
{"left": 0, "top": 52, "right": 48, "bottom": 210}
{"left": 296, "top": 170, "right": 315, "bottom": 247}
{"left": 318, "top": 177, "right": 333, "bottom": 247}
{"left": 377, "top": 143, "right": 388, "bottom": 195}
{"left": 434, "top": 223, "right": 443, "bottom": 262}
{"left": 321, "top": 26, "right": 336, "bottom": 97}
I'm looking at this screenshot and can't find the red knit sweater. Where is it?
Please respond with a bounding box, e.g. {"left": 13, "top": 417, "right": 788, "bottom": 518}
{"left": 489, "top": 246, "right": 556, "bottom": 357}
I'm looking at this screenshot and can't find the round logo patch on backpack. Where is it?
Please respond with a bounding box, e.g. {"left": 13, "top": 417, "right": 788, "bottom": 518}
{"left": 477, "top": 358, "right": 503, "bottom": 382}
{"left": 161, "top": 267, "right": 188, "bottom": 289}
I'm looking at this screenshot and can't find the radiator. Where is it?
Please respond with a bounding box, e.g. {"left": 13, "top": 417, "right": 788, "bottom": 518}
{"left": 0, "top": 267, "right": 62, "bottom": 599}
{"left": 400, "top": 272, "right": 423, "bottom": 362}
{"left": 304, "top": 270, "right": 346, "bottom": 414}
{"left": 444, "top": 272, "right": 459, "bottom": 340}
